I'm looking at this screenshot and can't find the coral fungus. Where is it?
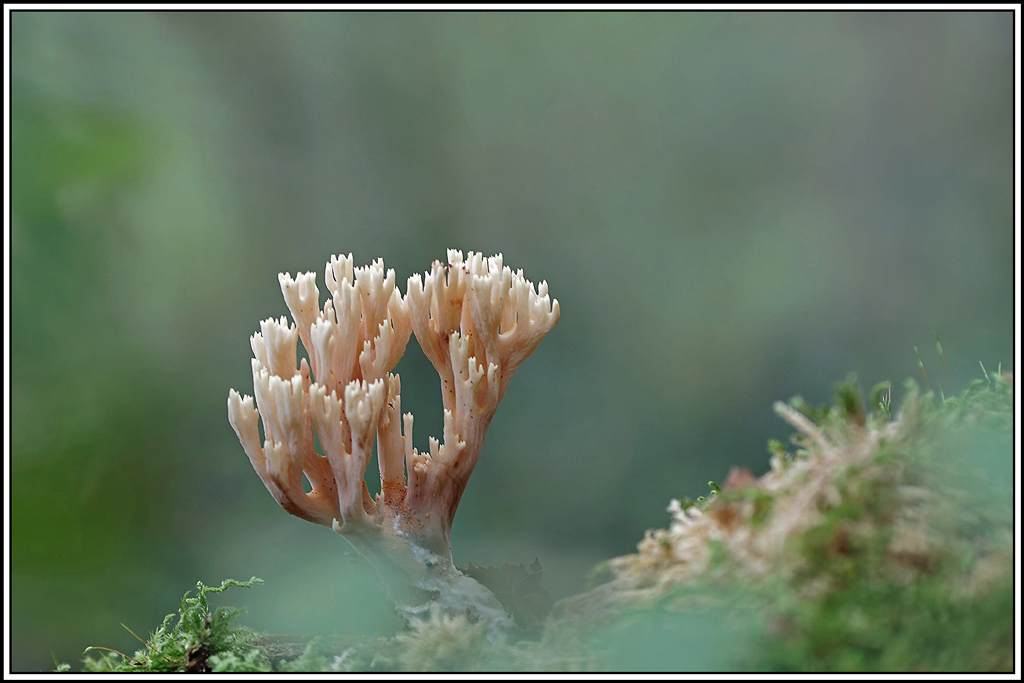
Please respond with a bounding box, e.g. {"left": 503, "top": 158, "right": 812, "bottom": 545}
{"left": 227, "top": 250, "right": 559, "bottom": 565}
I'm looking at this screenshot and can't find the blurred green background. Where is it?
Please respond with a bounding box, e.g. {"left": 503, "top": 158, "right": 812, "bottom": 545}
{"left": 10, "top": 11, "right": 1014, "bottom": 672}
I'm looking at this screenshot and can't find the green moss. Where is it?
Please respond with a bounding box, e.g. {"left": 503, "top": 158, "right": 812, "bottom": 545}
{"left": 748, "top": 370, "right": 1013, "bottom": 671}
{"left": 749, "top": 568, "right": 1013, "bottom": 672}
{"left": 72, "top": 577, "right": 268, "bottom": 672}
{"left": 834, "top": 373, "right": 867, "bottom": 426}
{"left": 556, "top": 366, "right": 1013, "bottom": 673}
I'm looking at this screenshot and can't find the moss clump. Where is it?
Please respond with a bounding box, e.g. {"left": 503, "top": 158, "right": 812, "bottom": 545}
{"left": 72, "top": 577, "right": 270, "bottom": 673}
{"left": 555, "top": 369, "right": 1013, "bottom": 672}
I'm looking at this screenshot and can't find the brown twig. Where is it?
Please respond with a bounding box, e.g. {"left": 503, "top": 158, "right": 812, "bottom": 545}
{"left": 121, "top": 622, "right": 156, "bottom": 652}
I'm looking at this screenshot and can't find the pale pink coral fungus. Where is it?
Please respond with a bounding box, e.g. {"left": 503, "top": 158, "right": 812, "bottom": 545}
{"left": 228, "top": 251, "right": 559, "bottom": 561}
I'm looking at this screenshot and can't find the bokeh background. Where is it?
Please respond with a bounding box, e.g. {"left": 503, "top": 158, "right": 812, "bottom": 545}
{"left": 10, "top": 11, "right": 1015, "bottom": 672}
